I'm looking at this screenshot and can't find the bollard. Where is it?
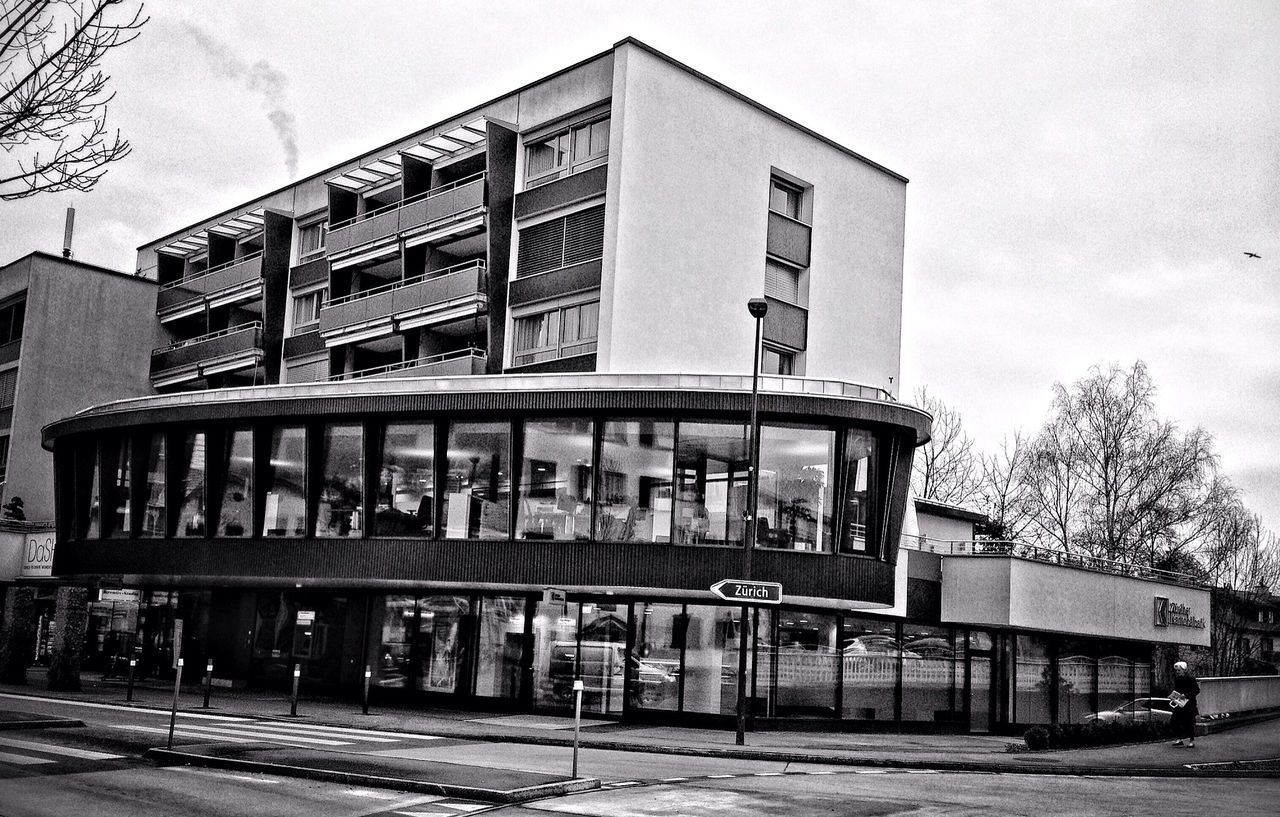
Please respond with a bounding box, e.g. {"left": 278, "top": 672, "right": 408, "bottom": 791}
{"left": 166, "top": 658, "right": 184, "bottom": 749}
{"left": 571, "top": 678, "right": 584, "bottom": 778}
{"left": 362, "top": 666, "right": 371, "bottom": 716}
{"left": 202, "top": 659, "right": 213, "bottom": 708}
{"left": 126, "top": 658, "right": 136, "bottom": 702}
{"left": 290, "top": 663, "right": 301, "bottom": 717}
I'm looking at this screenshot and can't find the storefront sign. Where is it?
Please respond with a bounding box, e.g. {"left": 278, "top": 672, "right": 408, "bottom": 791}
{"left": 296, "top": 610, "right": 316, "bottom": 625}
{"left": 172, "top": 619, "right": 184, "bottom": 669}
{"left": 710, "top": 579, "right": 782, "bottom": 605}
{"left": 1154, "top": 596, "right": 1206, "bottom": 629}
{"left": 542, "top": 587, "right": 566, "bottom": 606}
{"left": 98, "top": 588, "right": 142, "bottom": 604}
{"left": 19, "top": 532, "right": 56, "bottom": 578}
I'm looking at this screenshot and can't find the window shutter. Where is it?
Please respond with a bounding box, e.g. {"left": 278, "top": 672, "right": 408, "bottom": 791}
{"left": 517, "top": 218, "right": 566, "bottom": 277}
{"left": 0, "top": 369, "right": 16, "bottom": 409}
{"left": 764, "top": 260, "right": 799, "bottom": 304}
{"left": 563, "top": 206, "right": 605, "bottom": 266}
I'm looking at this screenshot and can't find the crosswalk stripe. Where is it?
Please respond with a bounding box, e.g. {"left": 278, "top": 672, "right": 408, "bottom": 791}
{"left": 259, "top": 721, "right": 441, "bottom": 741}
{"left": 660, "top": 777, "right": 689, "bottom": 782}
{"left": 0, "top": 693, "right": 250, "bottom": 721}
{"left": 445, "top": 806, "right": 487, "bottom": 813}
{"left": 118, "top": 724, "right": 259, "bottom": 743}
{"left": 165, "top": 724, "right": 352, "bottom": 746}
{"left": 393, "top": 812, "right": 453, "bottom": 817}
{"left": 232, "top": 722, "right": 401, "bottom": 742}
{"left": 0, "top": 736, "right": 123, "bottom": 761}
{"left": 754, "top": 772, "right": 784, "bottom": 776}
{"left": 0, "top": 750, "right": 55, "bottom": 765}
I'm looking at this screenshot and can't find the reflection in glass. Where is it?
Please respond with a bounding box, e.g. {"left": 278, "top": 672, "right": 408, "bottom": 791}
{"left": 517, "top": 419, "right": 593, "bottom": 541}
{"left": 631, "top": 602, "right": 683, "bottom": 712}
{"left": 1015, "top": 634, "right": 1052, "bottom": 724}
{"left": 772, "top": 610, "right": 838, "bottom": 717}
{"left": 377, "top": 422, "right": 434, "bottom": 536}
{"left": 263, "top": 426, "right": 306, "bottom": 537}
{"left": 578, "top": 602, "right": 627, "bottom": 715}
{"left": 532, "top": 600, "right": 580, "bottom": 710}
{"left": 81, "top": 442, "right": 102, "bottom": 539}
{"left": 175, "top": 431, "right": 206, "bottom": 537}
{"left": 475, "top": 596, "right": 527, "bottom": 699}
{"left": 595, "top": 420, "right": 673, "bottom": 542}
{"left": 1097, "top": 641, "right": 1135, "bottom": 715}
{"left": 103, "top": 436, "right": 131, "bottom": 538}
{"left": 840, "top": 614, "right": 899, "bottom": 720}
{"left": 1058, "top": 639, "right": 1095, "bottom": 724}
{"left": 443, "top": 422, "right": 510, "bottom": 539}
{"left": 415, "top": 596, "right": 471, "bottom": 693}
{"left": 373, "top": 595, "right": 415, "bottom": 689}
{"left": 317, "top": 424, "right": 363, "bottom": 538}
{"left": 900, "top": 625, "right": 954, "bottom": 723}
{"left": 840, "top": 430, "right": 875, "bottom": 554}
{"left": 682, "top": 604, "right": 743, "bottom": 715}
{"left": 140, "top": 433, "right": 167, "bottom": 537}
{"left": 217, "top": 428, "right": 253, "bottom": 537}
{"left": 674, "top": 422, "right": 748, "bottom": 545}
{"left": 756, "top": 425, "right": 835, "bottom": 552}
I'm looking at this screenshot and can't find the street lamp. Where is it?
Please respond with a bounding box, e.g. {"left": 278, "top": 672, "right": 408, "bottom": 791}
{"left": 736, "top": 297, "right": 768, "bottom": 746}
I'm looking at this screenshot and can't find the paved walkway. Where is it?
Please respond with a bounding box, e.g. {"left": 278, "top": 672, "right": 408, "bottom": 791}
{"left": 3, "top": 673, "right": 1277, "bottom": 783}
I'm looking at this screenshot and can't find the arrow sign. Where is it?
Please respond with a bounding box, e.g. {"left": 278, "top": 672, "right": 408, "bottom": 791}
{"left": 710, "top": 579, "right": 782, "bottom": 605}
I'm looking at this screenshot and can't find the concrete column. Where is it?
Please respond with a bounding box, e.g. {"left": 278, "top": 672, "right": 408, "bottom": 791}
{"left": 0, "top": 585, "right": 37, "bottom": 684}
{"left": 46, "top": 586, "right": 88, "bottom": 691}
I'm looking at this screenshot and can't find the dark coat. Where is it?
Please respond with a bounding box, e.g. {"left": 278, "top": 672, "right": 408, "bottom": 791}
{"left": 1171, "top": 673, "right": 1200, "bottom": 730}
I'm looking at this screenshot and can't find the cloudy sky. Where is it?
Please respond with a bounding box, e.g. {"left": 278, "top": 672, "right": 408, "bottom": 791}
{"left": 3, "top": 1, "right": 1278, "bottom": 531}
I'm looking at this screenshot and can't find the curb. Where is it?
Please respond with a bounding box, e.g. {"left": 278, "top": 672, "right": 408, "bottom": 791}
{"left": 143, "top": 747, "right": 600, "bottom": 803}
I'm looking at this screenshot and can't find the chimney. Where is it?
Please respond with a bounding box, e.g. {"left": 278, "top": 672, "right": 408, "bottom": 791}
{"left": 62, "top": 207, "right": 76, "bottom": 259}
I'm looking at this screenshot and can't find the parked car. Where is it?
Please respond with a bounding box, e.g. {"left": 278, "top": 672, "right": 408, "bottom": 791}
{"left": 1084, "top": 697, "right": 1173, "bottom": 723}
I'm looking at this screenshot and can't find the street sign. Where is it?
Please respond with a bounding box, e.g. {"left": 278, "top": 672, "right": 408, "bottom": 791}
{"left": 710, "top": 579, "right": 782, "bottom": 605}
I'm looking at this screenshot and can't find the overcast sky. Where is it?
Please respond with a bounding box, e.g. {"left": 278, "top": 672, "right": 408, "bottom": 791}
{"left": 3, "top": 1, "right": 1277, "bottom": 532}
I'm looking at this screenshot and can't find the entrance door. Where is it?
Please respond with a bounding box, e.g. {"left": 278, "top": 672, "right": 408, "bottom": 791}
{"left": 966, "top": 630, "right": 995, "bottom": 734}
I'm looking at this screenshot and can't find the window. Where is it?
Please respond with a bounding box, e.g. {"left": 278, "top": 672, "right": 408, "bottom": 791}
{"left": 293, "top": 289, "right": 326, "bottom": 329}
{"left": 756, "top": 424, "right": 836, "bottom": 552}
{"left": 761, "top": 345, "right": 794, "bottom": 375}
{"left": 0, "top": 368, "right": 16, "bottom": 409}
{"left": 298, "top": 221, "right": 326, "bottom": 258}
{"left": 443, "top": 421, "right": 510, "bottom": 539}
{"left": 0, "top": 435, "right": 8, "bottom": 483}
{"left": 840, "top": 430, "right": 875, "bottom": 554}
{"left": 517, "top": 205, "right": 606, "bottom": 277}
{"left": 525, "top": 116, "right": 609, "bottom": 183}
{"left": 0, "top": 298, "right": 25, "bottom": 345}
{"left": 769, "top": 178, "right": 803, "bottom": 220}
{"left": 764, "top": 259, "right": 800, "bottom": 304}
{"left": 674, "top": 422, "right": 749, "bottom": 545}
{"left": 512, "top": 301, "right": 599, "bottom": 366}
{"left": 517, "top": 418, "right": 593, "bottom": 540}
{"left": 377, "top": 421, "right": 434, "bottom": 536}
{"left": 595, "top": 420, "right": 674, "bottom": 543}
{"left": 262, "top": 426, "right": 306, "bottom": 538}
{"left": 317, "top": 424, "right": 363, "bottom": 538}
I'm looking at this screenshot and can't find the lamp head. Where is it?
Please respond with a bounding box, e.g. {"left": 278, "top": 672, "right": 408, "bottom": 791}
{"left": 747, "top": 298, "right": 769, "bottom": 319}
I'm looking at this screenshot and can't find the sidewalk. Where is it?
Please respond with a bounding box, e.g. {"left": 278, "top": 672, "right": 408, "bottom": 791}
{"left": 3, "top": 673, "right": 1278, "bottom": 782}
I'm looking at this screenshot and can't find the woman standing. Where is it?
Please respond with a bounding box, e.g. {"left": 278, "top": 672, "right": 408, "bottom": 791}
{"left": 1170, "top": 660, "right": 1200, "bottom": 748}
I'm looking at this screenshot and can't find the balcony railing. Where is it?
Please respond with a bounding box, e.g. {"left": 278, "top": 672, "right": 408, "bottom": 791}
{"left": 150, "top": 322, "right": 263, "bottom": 375}
{"left": 318, "top": 260, "right": 487, "bottom": 335}
{"left": 328, "top": 348, "right": 487, "bottom": 382}
{"left": 326, "top": 173, "right": 487, "bottom": 255}
{"left": 157, "top": 252, "right": 264, "bottom": 314}
{"left": 901, "top": 535, "right": 1204, "bottom": 587}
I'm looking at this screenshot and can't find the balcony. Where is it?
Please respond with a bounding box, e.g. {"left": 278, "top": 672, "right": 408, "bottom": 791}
{"left": 156, "top": 252, "right": 264, "bottom": 320}
{"left": 318, "top": 260, "right": 488, "bottom": 345}
{"left": 150, "top": 322, "right": 264, "bottom": 387}
{"left": 327, "top": 173, "right": 487, "bottom": 264}
{"left": 329, "top": 348, "right": 487, "bottom": 381}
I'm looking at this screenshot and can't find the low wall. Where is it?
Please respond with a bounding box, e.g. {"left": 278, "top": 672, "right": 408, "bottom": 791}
{"left": 1198, "top": 675, "right": 1280, "bottom": 715}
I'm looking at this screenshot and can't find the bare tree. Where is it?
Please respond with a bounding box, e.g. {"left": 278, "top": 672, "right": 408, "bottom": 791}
{"left": 1021, "top": 415, "right": 1083, "bottom": 551}
{"left": 910, "top": 386, "right": 980, "bottom": 508}
{"left": 975, "top": 431, "right": 1034, "bottom": 541}
{"left": 1202, "top": 510, "right": 1280, "bottom": 675}
{"left": 0, "top": 0, "right": 146, "bottom": 200}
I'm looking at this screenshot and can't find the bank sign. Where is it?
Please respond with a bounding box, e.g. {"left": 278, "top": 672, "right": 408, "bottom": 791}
{"left": 1154, "top": 596, "right": 1206, "bottom": 629}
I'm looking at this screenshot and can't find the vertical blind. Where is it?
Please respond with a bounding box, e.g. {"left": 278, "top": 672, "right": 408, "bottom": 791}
{"left": 517, "top": 205, "right": 606, "bottom": 277}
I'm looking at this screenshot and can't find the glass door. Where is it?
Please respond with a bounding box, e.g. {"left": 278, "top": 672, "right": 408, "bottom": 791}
{"left": 966, "top": 630, "right": 994, "bottom": 734}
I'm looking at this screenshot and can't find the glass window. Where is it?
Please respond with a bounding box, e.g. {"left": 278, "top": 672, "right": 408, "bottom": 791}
{"left": 293, "top": 289, "right": 326, "bottom": 328}
{"left": 532, "top": 599, "right": 582, "bottom": 710}
{"left": 631, "top": 602, "right": 683, "bottom": 712}
{"left": 756, "top": 425, "right": 835, "bottom": 552}
{"left": 595, "top": 420, "right": 674, "bottom": 543}
{"left": 526, "top": 131, "right": 570, "bottom": 178}
{"left": 682, "top": 604, "right": 744, "bottom": 715}
{"left": 0, "top": 435, "right": 8, "bottom": 483}
{"left": 769, "top": 178, "right": 803, "bottom": 219}
{"left": 674, "top": 421, "right": 748, "bottom": 545}
{"left": 102, "top": 435, "right": 132, "bottom": 539}
{"left": 372, "top": 595, "right": 415, "bottom": 689}
{"left": 443, "top": 421, "right": 510, "bottom": 539}
{"left": 760, "top": 345, "right": 794, "bottom": 376}
{"left": 579, "top": 602, "right": 627, "bottom": 715}
{"left": 415, "top": 596, "right": 471, "bottom": 693}
{"left": 771, "top": 610, "right": 839, "bottom": 717}
{"left": 1057, "top": 639, "right": 1095, "bottom": 724}
{"left": 175, "top": 431, "right": 206, "bottom": 537}
{"left": 513, "top": 302, "right": 599, "bottom": 366}
{"left": 84, "top": 440, "right": 104, "bottom": 539}
{"left": 376, "top": 421, "right": 434, "bottom": 536}
{"left": 217, "top": 428, "right": 253, "bottom": 537}
{"left": 841, "top": 615, "right": 899, "bottom": 720}
{"left": 317, "top": 424, "right": 363, "bottom": 538}
{"left": 840, "top": 430, "right": 875, "bottom": 554}
{"left": 0, "top": 369, "right": 17, "bottom": 409}
{"left": 526, "top": 117, "right": 609, "bottom": 182}
{"left": 298, "top": 221, "right": 326, "bottom": 257}
{"left": 1015, "top": 634, "right": 1052, "bottom": 725}
{"left": 263, "top": 426, "right": 306, "bottom": 537}
{"left": 764, "top": 259, "right": 800, "bottom": 304}
{"left": 1097, "top": 641, "right": 1135, "bottom": 716}
{"left": 517, "top": 419, "right": 593, "bottom": 541}
{"left": 139, "top": 433, "right": 166, "bottom": 538}
{"left": 475, "top": 596, "right": 528, "bottom": 700}
{"left": 901, "top": 625, "right": 955, "bottom": 723}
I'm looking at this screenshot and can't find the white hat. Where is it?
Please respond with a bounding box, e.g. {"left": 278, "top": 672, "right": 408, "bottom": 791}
{"left": 1174, "top": 661, "right": 1188, "bottom": 671}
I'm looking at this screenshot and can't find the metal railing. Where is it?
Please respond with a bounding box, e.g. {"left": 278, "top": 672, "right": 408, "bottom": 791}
{"left": 900, "top": 534, "right": 1203, "bottom": 586}
{"left": 328, "top": 348, "right": 486, "bottom": 381}
{"left": 159, "top": 251, "right": 263, "bottom": 290}
{"left": 321, "top": 259, "right": 485, "bottom": 309}
{"left": 153, "top": 321, "right": 262, "bottom": 355}
{"left": 328, "top": 172, "right": 487, "bottom": 232}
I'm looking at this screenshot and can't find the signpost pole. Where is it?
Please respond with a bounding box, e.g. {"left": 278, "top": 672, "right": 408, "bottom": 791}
{"left": 737, "top": 298, "right": 767, "bottom": 747}
{"left": 571, "top": 679, "right": 584, "bottom": 778}
{"left": 126, "top": 658, "right": 136, "bottom": 702}
{"left": 166, "top": 658, "right": 183, "bottom": 749}
{"left": 362, "top": 666, "right": 372, "bottom": 716}
{"left": 202, "top": 659, "right": 213, "bottom": 708}
{"left": 290, "top": 664, "right": 301, "bottom": 717}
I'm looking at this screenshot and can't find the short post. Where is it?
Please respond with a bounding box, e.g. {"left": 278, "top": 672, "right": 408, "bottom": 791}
{"left": 362, "top": 666, "right": 372, "bottom": 716}
{"left": 290, "top": 663, "right": 301, "bottom": 717}
{"left": 126, "top": 658, "right": 136, "bottom": 702}
{"left": 166, "top": 658, "right": 184, "bottom": 749}
{"left": 202, "top": 659, "right": 214, "bottom": 708}
{"left": 571, "top": 678, "right": 584, "bottom": 778}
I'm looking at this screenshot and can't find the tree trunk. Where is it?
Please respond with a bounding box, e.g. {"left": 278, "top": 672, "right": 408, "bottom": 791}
{"left": 0, "top": 585, "right": 37, "bottom": 684}
{"left": 46, "top": 586, "right": 88, "bottom": 691}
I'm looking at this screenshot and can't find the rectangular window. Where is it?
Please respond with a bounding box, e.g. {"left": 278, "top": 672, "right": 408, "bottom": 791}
{"left": 175, "top": 431, "right": 206, "bottom": 537}
{"left": 139, "top": 433, "right": 166, "bottom": 538}
{"left": 756, "top": 424, "right": 835, "bottom": 552}
{"left": 298, "top": 221, "right": 326, "bottom": 258}
{"left": 517, "top": 205, "right": 606, "bottom": 277}
{"left": 595, "top": 419, "right": 674, "bottom": 543}
{"left": 102, "top": 435, "right": 132, "bottom": 539}
{"left": 317, "top": 424, "right": 363, "bottom": 538}
{"left": 217, "top": 428, "right": 253, "bottom": 537}
{"left": 839, "top": 430, "right": 875, "bottom": 554}
{"left": 674, "top": 421, "right": 749, "bottom": 545}
{"left": 293, "top": 289, "right": 326, "bottom": 329}
{"left": 475, "top": 596, "right": 529, "bottom": 700}
{"left": 764, "top": 259, "right": 800, "bottom": 304}
{"left": 376, "top": 421, "right": 434, "bottom": 536}
{"left": 761, "top": 345, "right": 795, "bottom": 376}
{"left": 0, "top": 369, "right": 17, "bottom": 409}
{"left": 769, "top": 178, "right": 803, "bottom": 220}
{"left": 0, "top": 435, "right": 8, "bottom": 484}
{"left": 512, "top": 301, "right": 599, "bottom": 366}
{"left": 525, "top": 116, "right": 609, "bottom": 183}
{"left": 263, "top": 426, "right": 306, "bottom": 538}
{"left": 443, "top": 421, "right": 510, "bottom": 539}
{"left": 517, "top": 418, "right": 594, "bottom": 541}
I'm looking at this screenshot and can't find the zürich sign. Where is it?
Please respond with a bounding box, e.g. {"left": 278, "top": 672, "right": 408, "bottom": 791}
{"left": 710, "top": 579, "right": 782, "bottom": 605}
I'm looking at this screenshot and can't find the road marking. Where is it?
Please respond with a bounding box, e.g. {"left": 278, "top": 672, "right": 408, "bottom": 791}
{"left": 0, "top": 692, "right": 250, "bottom": 721}
{"left": 235, "top": 722, "right": 401, "bottom": 742}
{"left": 165, "top": 767, "right": 281, "bottom": 784}
{"left": 905, "top": 769, "right": 939, "bottom": 774}
{"left": 611, "top": 781, "right": 641, "bottom": 787}
{"left": 854, "top": 769, "right": 888, "bottom": 774}
{"left": 660, "top": 777, "right": 689, "bottom": 782}
{"left": 165, "top": 723, "right": 352, "bottom": 746}
{"left": 444, "top": 806, "right": 487, "bottom": 813}
{"left": 707, "top": 774, "right": 735, "bottom": 779}
{"left": 753, "top": 772, "right": 784, "bottom": 776}
{"left": 342, "top": 789, "right": 413, "bottom": 799}
{"left": 118, "top": 724, "right": 259, "bottom": 743}
{"left": 261, "top": 721, "right": 443, "bottom": 741}
{"left": 805, "top": 770, "right": 837, "bottom": 774}
{"left": 0, "top": 751, "right": 55, "bottom": 766}
{"left": 0, "top": 736, "right": 123, "bottom": 760}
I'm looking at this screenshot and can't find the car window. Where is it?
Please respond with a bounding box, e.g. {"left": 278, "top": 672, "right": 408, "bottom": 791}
{"left": 1149, "top": 699, "right": 1172, "bottom": 712}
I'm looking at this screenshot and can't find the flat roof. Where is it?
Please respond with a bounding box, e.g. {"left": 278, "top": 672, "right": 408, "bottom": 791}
{"left": 914, "top": 497, "right": 987, "bottom": 525}
{"left": 1, "top": 251, "right": 156, "bottom": 285}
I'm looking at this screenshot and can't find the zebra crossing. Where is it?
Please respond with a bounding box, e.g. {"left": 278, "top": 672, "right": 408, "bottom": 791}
{"left": 0, "top": 735, "right": 125, "bottom": 768}
{"left": 598, "top": 767, "right": 942, "bottom": 789}
{"left": 116, "top": 713, "right": 447, "bottom": 750}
